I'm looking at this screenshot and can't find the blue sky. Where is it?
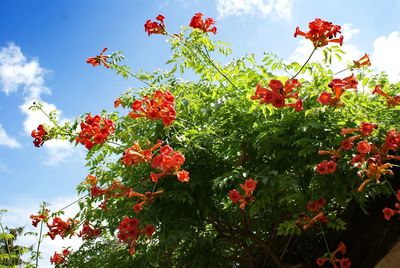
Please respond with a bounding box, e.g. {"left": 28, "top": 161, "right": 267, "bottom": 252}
{"left": 1, "top": 0, "right": 400, "bottom": 266}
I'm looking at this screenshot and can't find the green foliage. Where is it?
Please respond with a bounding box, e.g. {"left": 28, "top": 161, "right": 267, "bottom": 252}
{"left": 277, "top": 220, "right": 302, "bottom": 236}
{"left": 0, "top": 210, "right": 34, "bottom": 267}
{"left": 109, "top": 51, "right": 132, "bottom": 79}
{"left": 66, "top": 238, "right": 136, "bottom": 268}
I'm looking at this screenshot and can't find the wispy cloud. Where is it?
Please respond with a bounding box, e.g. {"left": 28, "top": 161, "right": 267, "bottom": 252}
{"left": 0, "top": 43, "right": 75, "bottom": 165}
{"left": 216, "top": 0, "right": 293, "bottom": 20}
{"left": 0, "top": 159, "right": 11, "bottom": 173}
{"left": 0, "top": 124, "right": 21, "bottom": 148}
{"left": 372, "top": 31, "right": 400, "bottom": 82}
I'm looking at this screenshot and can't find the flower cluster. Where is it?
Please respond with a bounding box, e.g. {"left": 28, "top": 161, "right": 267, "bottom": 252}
{"left": 349, "top": 129, "right": 399, "bottom": 191}
{"left": 228, "top": 178, "right": 257, "bottom": 210}
{"left": 294, "top": 18, "right": 343, "bottom": 48}
{"left": 316, "top": 242, "right": 351, "bottom": 268}
{"left": 89, "top": 176, "right": 164, "bottom": 214}
{"left": 251, "top": 79, "right": 303, "bottom": 112}
{"left": 128, "top": 189, "right": 164, "bottom": 214}
{"left": 316, "top": 160, "right": 337, "bottom": 175}
{"left": 90, "top": 184, "right": 108, "bottom": 198}
{"left": 89, "top": 179, "right": 132, "bottom": 210}
{"left": 296, "top": 198, "right": 328, "bottom": 230}
{"left": 306, "top": 198, "right": 326, "bottom": 212}
{"left": 317, "top": 123, "right": 400, "bottom": 192}
{"left": 120, "top": 141, "right": 188, "bottom": 183}
{"left": 128, "top": 89, "right": 176, "bottom": 126}
{"left": 341, "top": 122, "right": 377, "bottom": 137}
{"left": 382, "top": 190, "right": 400, "bottom": 221}
{"left": 318, "top": 74, "right": 358, "bottom": 106}
{"left": 122, "top": 140, "right": 162, "bottom": 166}
{"left": 75, "top": 113, "right": 115, "bottom": 150}
{"left": 150, "top": 144, "right": 189, "bottom": 183}
{"left": 30, "top": 209, "right": 49, "bottom": 227}
{"left": 117, "top": 216, "right": 155, "bottom": 255}
{"left": 189, "top": 12, "right": 217, "bottom": 34}
{"left": 78, "top": 222, "right": 101, "bottom": 240}
{"left": 31, "top": 124, "right": 48, "bottom": 147}
{"left": 373, "top": 85, "right": 400, "bottom": 107}
{"left": 144, "top": 15, "right": 166, "bottom": 36}
{"left": 86, "top": 47, "right": 110, "bottom": 68}
{"left": 47, "top": 217, "right": 78, "bottom": 240}
{"left": 50, "top": 249, "right": 70, "bottom": 266}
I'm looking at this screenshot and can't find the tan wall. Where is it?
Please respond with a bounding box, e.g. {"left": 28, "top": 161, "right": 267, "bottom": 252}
{"left": 375, "top": 242, "right": 400, "bottom": 268}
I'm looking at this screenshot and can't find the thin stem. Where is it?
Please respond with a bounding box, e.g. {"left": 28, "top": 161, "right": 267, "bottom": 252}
{"left": 108, "top": 60, "right": 152, "bottom": 87}
{"left": 155, "top": 223, "right": 166, "bottom": 266}
{"left": 0, "top": 215, "right": 11, "bottom": 256}
{"left": 333, "top": 67, "right": 350, "bottom": 76}
{"left": 168, "top": 33, "right": 243, "bottom": 93}
{"left": 262, "top": 252, "right": 270, "bottom": 268}
{"left": 195, "top": 44, "right": 243, "bottom": 93}
{"left": 107, "top": 140, "right": 124, "bottom": 148}
{"left": 318, "top": 222, "right": 331, "bottom": 254}
{"left": 282, "top": 64, "right": 295, "bottom": 77}
{"left": 291, "top": 47, "right": 317, "bottom": 79}
{"left": 202, "top": 44, "right": 212, "bottom": 61}
{"left": 34, "top": 104, "right": 59, "bottom": 127}
{"left": 72, "top": 217, "right": 87, "bottom": 232}
{"left": 35, "top": 220, "right": 44, "bottom": 268}
{"left": 241, "top": 210, "right": 247, "bottom": 231}
{"left": 151, "top": 182, "right": 158, "bottom": 195}
{"left": 280, "top": 233, "right": 293, "bottom": 260}
{"left": 166, "top": 33, "right": 210, "bottom": 75}
{"left": 182, "top": 42, "right": 212, "bottom": 72}
{"left": 55, "top": 195, "right": 89, "bottom": 214}
{"left": 176, "top": 117, "right": 196, "bottom": 127}
{"left": 133, "top": 75, "right": 151, "bottom": 87}
{"left": 247, "top": 233, "right": 286, "bottom": 268}
{"left": 56, "top": 130, "right": 74, "bottom": 137}
{"left": 382, "top": 178, "right": 397, "bottom": 196}
{"left": 127, "top": 70, "right": 152, "bottom": 87}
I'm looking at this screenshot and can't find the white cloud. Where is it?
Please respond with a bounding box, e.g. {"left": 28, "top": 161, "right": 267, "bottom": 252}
{"left": 372, "top": 31, "right": 400, "bottom": 82}
{"left": 0, "top": 159, "right": 11, "bottom": 173}
{"left": 0, "top": 124, "right": 21, "bottom": 148}
{"left": 43, "top": 140, "right": 75, "bottom": 166}
{"left": 342, "top": 24, "right": 360, "bottom": 40}
{"left": 290, "top": 24, "right": 362, "bottom": 74}
{"left": 0, "top": 43, "right": 75, "bottom": 165}
{"left": 216, "top": 0, "right": 293, "bottom": 20}
{"left": 1, "top": 195, "right": 83, "bottom": 268}
{"left": 0, "top": 44, "right": 49, "bottom": 97}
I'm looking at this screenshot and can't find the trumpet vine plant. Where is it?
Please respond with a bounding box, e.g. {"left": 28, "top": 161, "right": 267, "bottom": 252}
{"left": 27, "top": 14, "right": 400, "bottom": 267}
